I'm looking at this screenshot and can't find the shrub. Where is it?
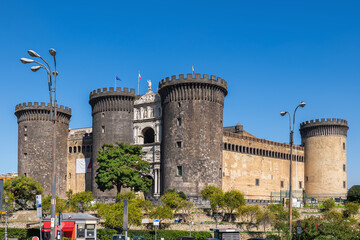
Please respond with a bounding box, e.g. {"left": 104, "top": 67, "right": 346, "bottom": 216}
{"left": 343, "top": 202, "right": 359, "bottom": 218}
{"left": 265, "top": 234, "right": 281, "bottom": 240}
{"left": 323, "top": 210, "right": 342, "bottom": 222}
{"left": 322, "top": 199, "right": 335, "bottom": 211}
{"left": 97, "top": 228, "right": 117, "bottom": 240}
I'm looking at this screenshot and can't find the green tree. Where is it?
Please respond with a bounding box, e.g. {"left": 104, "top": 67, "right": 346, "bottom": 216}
{"left": 322, "top": 199, "right": 335, "bottom": 211}
{"left": 223, "top": 190, "right": 245, "bottom": 221}
{"left": 210, "top": 192, "right": 225, "bottom": 212}
{"left": 347, "top": 185, "right": 360, "bottom": 203}
{"left": 161, "top": 191, "right": 187, "bottom": 213}
{"left": 96, "top": 200, "right": 143, "bottom": 231}
{"left": 237, "top": 205, "right": 261, "bottom": 231}
{"left": 42, "top": 195, "right": 68, "bottom": 214}
{"left": 149, "top": 205, "right": 174, "bottom": 221}
{"left": 200, "top": 185, "right": 223, "bottom": 201}
{"left": 70, "top": 191, "right": 94, "bottom": 212}
{"left": 256, "top": 208, "right": 275, "bottom": 232}
{"left": 95, "top": 142, "right": 152, "bottom": 199}
{"left": 4, "top": 175, "right": 43, "bottom": 209}
{"left": 343, "top": 202, "right": 359, "bottom": 218}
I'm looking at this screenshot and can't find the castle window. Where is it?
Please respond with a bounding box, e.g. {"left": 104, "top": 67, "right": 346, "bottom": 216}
{"left": 24, "top": 134, "right": 27, "bottom": 141}
{"left": 299, "top": 181, "right": 302, "bottom": 189}
{"left": 24, "top": 153, "right": 27, "bottom": 160}
{"left": 176, "top": 141, "right": 182, "bottom": 148}
{"left": 69, "top": 173, "right": 71, "bottom": 179}
{"left": 177, "top": 118, "right": 182, "bottom": 126}
{"left": 177, "top": 166, "right": 183, "bottom": 176}
{"left": 178, "top": 103, "right": 181, "bottom": 108}
{"left": 256, "top": 179, "right": 260, "bottom": 186}
{"left": 343, "top": 181, "right": 346, "bottom": 188}
{"left": 343, "top": 164, "right": 346, "bottom": 172}
{"left": 281, "top": 181, "right": 284, "bottom": 188}
{"left": 24, "top": 126, "right": 27, "bottom": 132}
{"left": 74, "top": 146, "right": 77, "bottom": 153}
{"left": 24, "top": 173, "right": 27, "bottom": 177}
{"left": 143, "top": 128, "right": 155, "bottom": 144}
{"left": 306, "top": 176, "right": 309, "bottom": 182}
{"left": 343, "top": 142, "right": 346, "bottom": 150}
{"left": 78, "top": 146, "right": 81, "bottom": 153}
{"left": 102, "top": 112, "right": 105, "bottom": 118}
{"left": 69, "top": 147, "right": 72, "bottom": 153}
{"left": 102, "top": 126, "right": 105, "bottom": 133}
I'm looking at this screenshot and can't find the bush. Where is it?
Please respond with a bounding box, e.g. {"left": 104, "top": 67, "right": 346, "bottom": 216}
{"left": 343, "top": 202, "right": 359, "bottom": 218}
{"left": 127, "top": 230, "right": 212, "bottom": 240}
{"left": 322, "top": 199, "right": 335, "bottom": 211}
{"left": 323, "top": 210, "right": 342, "bottom": 222}
{"left": 291, "top": 216, "right": 360, "bottom": 239}
{"left": 97, "top": 228, "right": 117, "bottom": 240}
{"left": 265, "top": 234, "right": 281, "bottom": 240}
{"left": 0, "top": 228, "right": 40, "bottom": 240}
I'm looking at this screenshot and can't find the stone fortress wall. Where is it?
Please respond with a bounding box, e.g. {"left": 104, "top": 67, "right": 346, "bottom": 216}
{"left": 300, "top": 118, "right": 349, "bottom": 199}
{"left": 67, "top": 127, "right": 93, "bottom": 194}
{"left": 15, "top": 102, "right": 71, "bottom": 198}
{"left": 158, "top": 74, "right": 227, "bottom": 199}
{"left": 15, "top": 73, "right": 349, "bottom": 201}
{"left": 89, "top": 87, "right": 136, "bottom": 198}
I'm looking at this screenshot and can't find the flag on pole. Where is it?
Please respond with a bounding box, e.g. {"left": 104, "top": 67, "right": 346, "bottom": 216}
{"left": 115, "top": 75, "right": 121, "bottom": 81}
{"left": 138, "top": 72, "right": 141, "bottom": 80}
{"left": 192, "top": 65, "right": 195, "bottom": 75}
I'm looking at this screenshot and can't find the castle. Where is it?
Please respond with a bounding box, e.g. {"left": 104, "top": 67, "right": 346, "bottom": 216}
{"left": 15, "top": 73, "right": 349, "bottom": 203}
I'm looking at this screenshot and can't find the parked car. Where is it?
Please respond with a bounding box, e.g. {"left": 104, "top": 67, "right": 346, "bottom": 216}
{"left": 112, "top": 235, "right": 126, "bottom": 240}
{"left": 247, "top": 238, "right": 269, "bottom": 240}
{"left": 133, "top": 237, "right": 146, "bottom": 240}
{"left": 178, "top": 237, "right": 196, "bottom": 240}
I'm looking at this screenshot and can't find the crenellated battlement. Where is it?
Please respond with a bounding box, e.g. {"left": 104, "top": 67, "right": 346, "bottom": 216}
{"left": 159, "top": 73, "right": 228, "bottom": 91}
{"left": 300, "top": 118, "right": 348, "bottom": 128}
{"left": 89, "top": 87, "right": 136, "bottom": 100}
{"left": 300, "top": 118, "right": 349, "bottom": 138}
{"left": 15, "top": 102, "right": 72, "bottom": 115}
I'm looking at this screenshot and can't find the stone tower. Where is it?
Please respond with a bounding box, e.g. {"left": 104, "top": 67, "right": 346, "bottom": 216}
{"left": 89, "top": 87, "right": 136, "bottom": 199}
{"left": 158, "top": 74, "right": 228, "bottom": 199}
{"left": 300, "top": 118, "right": 349, "bottom": 199}
{"left": 15, "top": 102, "right": 71, "bottom": 198}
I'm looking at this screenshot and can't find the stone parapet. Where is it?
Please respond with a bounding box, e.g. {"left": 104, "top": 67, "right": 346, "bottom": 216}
{"left": 300, "top": 118, "right": 349, "bottom": 138}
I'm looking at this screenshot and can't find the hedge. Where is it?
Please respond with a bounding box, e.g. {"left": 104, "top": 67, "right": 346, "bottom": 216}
{"left": 97, "top": 229, "right": 212, "bottom": 240}
{"left": 0, "top": 228, "right": 40, "bottom": 240}
{"left": 0, "top": 228, "right": 212, "bottom": 240}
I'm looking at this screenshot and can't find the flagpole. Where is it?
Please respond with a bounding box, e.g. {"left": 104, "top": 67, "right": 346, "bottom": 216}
{"left": 115, "top": 75, "right": 116, "bottom": 89}
{"left": 138, "top": 71, "right": 140, "bottom": 95}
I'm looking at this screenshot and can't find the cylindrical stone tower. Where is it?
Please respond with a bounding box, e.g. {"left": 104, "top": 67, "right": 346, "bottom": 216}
{"left": 158, "top": 73, "right": 228, "bottom": 199}
{"left": 89, "top": 87, "right": 136, "bottom": 199}
{"left": 15, "top": 102, "right": 71, "bottom": 198}
{"left": 300, "top": 118, "right": 349, "bottom": 199}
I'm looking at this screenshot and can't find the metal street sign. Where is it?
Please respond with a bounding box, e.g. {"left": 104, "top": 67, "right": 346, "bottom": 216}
{"left": 142, "top": 218, "right": 149, "bottom": 224}
{"left": 297, "top": 220, "right": 301, "bottom": 227}
{"left": 297, "top": 227, "right": 302, "bottom": 234}
{"left": 36, "top": 195, "right": 42, "bottom": 218}
{"left": 153, "top": 219, "right": 159, "bottom": 226}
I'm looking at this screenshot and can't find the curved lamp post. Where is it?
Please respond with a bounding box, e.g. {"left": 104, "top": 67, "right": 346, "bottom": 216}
{"left": 280, "top": 101, "right": 306, "bottom": 239}
{"left": 20, "top": 49, "right": 58, "bottom": 240}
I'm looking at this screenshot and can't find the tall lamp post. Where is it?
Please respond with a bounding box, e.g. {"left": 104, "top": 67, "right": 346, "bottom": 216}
{"left": 20, "top": 49, "right": 58, "bottom": 240}
{"left": 280, "top": 101, "right": 306, "bottom": 239}
{"left": 4, "top": 195, "right": 8, "bottom": 240}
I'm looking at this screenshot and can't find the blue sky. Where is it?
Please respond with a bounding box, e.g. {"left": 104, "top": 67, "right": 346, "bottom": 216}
{"left": 1, "top": 1, "right": 359, "bottom": 188}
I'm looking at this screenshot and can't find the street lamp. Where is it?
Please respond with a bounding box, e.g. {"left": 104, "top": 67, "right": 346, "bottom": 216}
{"left": 4, "top": 195, "right": 8, "bottom": 240}
{"left": 280, "top": 101, "right": 306, "bottom": 239}
{"left": 20, "top": 49, "right": 58, "bottom": 240}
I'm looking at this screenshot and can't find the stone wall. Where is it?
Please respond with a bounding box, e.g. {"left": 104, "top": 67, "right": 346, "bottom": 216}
{"left": 89, "top": 87, "right": 135, "bottom": 198}
{"left": 15, "top": 102, "right": 71, "bottom": 198}
{"left": 222, "top": 132, "right": 305, "bottom": 201}
{"left": 159, "top": 74, "right": 228, "bottom": 198}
